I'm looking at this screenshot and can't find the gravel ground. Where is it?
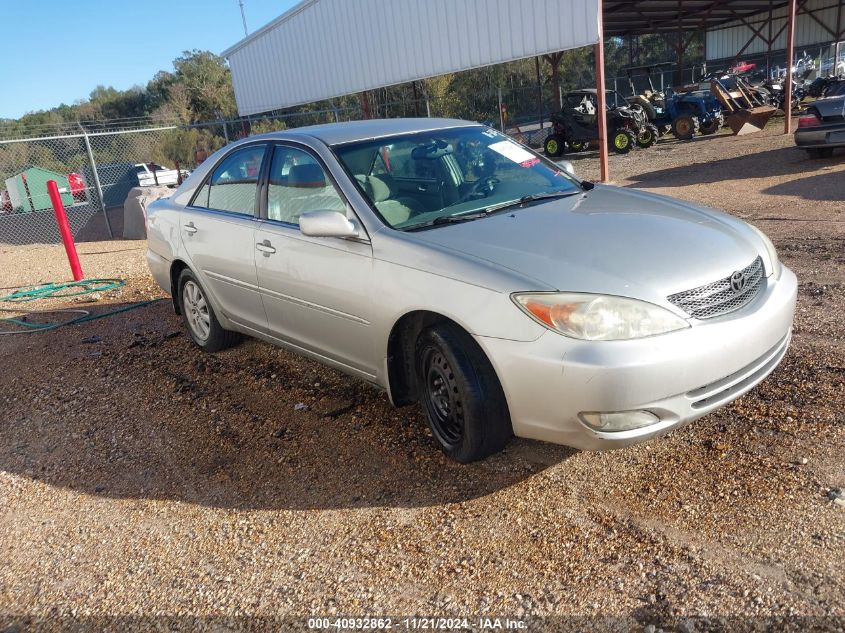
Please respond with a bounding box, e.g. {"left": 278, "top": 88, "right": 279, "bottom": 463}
{"left": 1, "top": 121, "right": 843, "bottom": 632}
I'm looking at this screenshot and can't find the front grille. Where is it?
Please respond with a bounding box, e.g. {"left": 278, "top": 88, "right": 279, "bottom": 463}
{"left": 668, "top": 256, "right": 765, "bottom": 320}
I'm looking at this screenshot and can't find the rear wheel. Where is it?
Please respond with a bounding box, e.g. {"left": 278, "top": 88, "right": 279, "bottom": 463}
{"left": 543, "top": 134, "right": 565, "bottom": 157}
{"left": 178, "top": 269, "right": 242, "bottom": 353}
{"left": 807, "top": 147, "right": 834, "bottom": 158}
{"left": 636, "top": 124, "right": 658, "bottom": 148}
{"left": 568, "top": 140, "right": 588, "bottom": 152}
{"left": 671, "top": 115, "right": 698, "bottom": 140}
{"left": 611, "top": 129, "right": 635, "bottom": 154}
{"left": 415, "top": 323, "right": 511, "bottom": 463}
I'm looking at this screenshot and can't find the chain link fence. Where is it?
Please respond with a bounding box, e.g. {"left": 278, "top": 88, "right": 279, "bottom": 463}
{"left": 0, "top": 81, "right": 587, "bottom": 247}
{"left": 1, "top": 71, "right": 651, "bottom": 247}
{"left": 0, "top": 118, "right": 283, "bottom": 246}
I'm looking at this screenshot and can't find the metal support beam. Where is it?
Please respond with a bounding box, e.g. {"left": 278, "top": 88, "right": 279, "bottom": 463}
{"left": 79, "top": 124, "right": 113, "bottom": 239}
{"left": 784, "top": 0, "right": 797, "bottom": 134}
{"left": 596, "top": 0, "right": 609, "bottom": 183}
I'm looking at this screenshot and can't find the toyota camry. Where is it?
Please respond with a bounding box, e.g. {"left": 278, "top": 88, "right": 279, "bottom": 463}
{"left": 145, "top": 119, "right": 796, "bottom": 462}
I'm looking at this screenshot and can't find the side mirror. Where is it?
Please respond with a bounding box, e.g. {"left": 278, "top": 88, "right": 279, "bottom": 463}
{"left": 299, "top": 210, "right": 360, "bottom": 238}
{"left": 558, "top": 160, "right": 576, "bottom": 177}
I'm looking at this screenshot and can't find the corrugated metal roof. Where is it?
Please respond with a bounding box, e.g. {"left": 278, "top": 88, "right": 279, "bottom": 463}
{"left": 705, "top": 0, "right": 844, "bottom": 60}
{"left": 222, "top": 0, "right": 599, "bottom": 116}
{"left": 603, "top": 1, "right": 790, "bottom": 35}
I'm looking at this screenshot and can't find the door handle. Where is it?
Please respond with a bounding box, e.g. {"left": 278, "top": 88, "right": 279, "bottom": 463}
{"left": 417, "top": 184, "right": 428, "bottom": 191}
{"left": 183, "top": 222, "right": 197, "bottom": 234}
{"left": 256, "top": 240, "right": 276, "bottom": 256}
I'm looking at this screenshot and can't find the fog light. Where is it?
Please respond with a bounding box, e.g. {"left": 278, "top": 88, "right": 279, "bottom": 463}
{"left": 579, "top": 410, "right": 660, "bottom": 432}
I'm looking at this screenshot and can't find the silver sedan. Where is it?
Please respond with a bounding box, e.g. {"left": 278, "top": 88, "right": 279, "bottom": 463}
{"left": 146, "top": 119, "right": 796, "bottom": 462}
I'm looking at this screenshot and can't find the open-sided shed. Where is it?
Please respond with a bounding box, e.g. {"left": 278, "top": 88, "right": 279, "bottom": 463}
{"left": 224, "top": 0, "right": 822, "bottom": 181}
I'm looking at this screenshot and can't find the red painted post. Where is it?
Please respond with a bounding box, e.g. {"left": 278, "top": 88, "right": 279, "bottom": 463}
{"left": 784, "top": 0, "right": 797, "bottom": 134}
{"left": 47, "top": 180, "right": 84, "bottom": 281}
{"left": 595, "top": 0, "right": 609, "bottom": 182}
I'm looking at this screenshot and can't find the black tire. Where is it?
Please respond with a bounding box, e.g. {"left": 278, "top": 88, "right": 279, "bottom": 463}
{"left": 178, "top": 268, "right": 242, "bottom": 353}
{"left": 543, "top": 134, "right": 565, "bottom": 157}
{"left": 415, "top": 323, "right": 511, "bottom": 463}
{"left": 636, "top": 124, "right": 659, "bottom": 148}
{"left": 671, "top": 115, "right": 698, "bottom": 140}
{"left": 568, "top": 140, "right": 588, "bottom": 152}
{"left": 610, "top": 129, "right": 635, "bottom": 154}
{"left": 698, "top": 117, "right": 721, "bottom": 135}
{"left": 807, "top": 147, "right": 834, "bottom": 158}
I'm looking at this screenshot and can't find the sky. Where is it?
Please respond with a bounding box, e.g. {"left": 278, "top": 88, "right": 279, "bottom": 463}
{"left": 1, "top": 0, "right": 299, "bottom": 120}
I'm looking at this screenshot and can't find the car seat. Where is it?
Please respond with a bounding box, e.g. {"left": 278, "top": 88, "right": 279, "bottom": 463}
{"left": 268, "top": 164, "right": 345, "bottom": 224}
{"left": 356, "top": 175, "right": 422, "bottom": 226}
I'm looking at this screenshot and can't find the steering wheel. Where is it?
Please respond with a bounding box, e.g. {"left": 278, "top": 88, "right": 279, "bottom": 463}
{"left": 462, "top": 176, "right": 499, "bottom": 202}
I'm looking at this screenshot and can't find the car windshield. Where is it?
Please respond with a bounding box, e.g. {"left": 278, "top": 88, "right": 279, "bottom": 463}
{"left": 332, "top": 126, "right": 580, "bottom": 230}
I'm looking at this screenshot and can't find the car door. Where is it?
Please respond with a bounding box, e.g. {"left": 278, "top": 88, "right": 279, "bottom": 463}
{"left": 180, "top": 143, "right": 269, "bottom": 334}
{"left": 254, "top": 143, "right": 377, "bottom": 377}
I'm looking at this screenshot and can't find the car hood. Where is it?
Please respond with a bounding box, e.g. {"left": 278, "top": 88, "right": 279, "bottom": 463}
{"left": 410, "top": 185, "right": 764, "bottom": 307}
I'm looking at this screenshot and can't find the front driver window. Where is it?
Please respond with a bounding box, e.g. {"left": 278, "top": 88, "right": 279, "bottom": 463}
{"left": 266, "top": 146, "right": 346, "bottom": 225}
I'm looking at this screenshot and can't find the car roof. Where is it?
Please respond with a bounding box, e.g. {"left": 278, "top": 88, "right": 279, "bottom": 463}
{"left": 245, "top": 117, "right": 482, "bottom": 146}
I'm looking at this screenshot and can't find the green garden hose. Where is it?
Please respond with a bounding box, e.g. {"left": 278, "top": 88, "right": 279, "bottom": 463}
{"left": 0, "top": 279, "right": 125, "bottom": 303}
{"left": 0, "top": 278, "right": 164, "bottom": 335}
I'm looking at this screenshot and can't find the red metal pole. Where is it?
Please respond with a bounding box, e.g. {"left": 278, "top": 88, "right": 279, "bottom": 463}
{"left": 359, "top": 91, "right": 372, "bottom": 119}
{"left": 47, "top": 180, "right": 84, "bottom": 281}
{"left": 784, "top": 0, "right": 797, "bottom": 134}
{"left": 595, "top": 0, "right": 609, "bottom": 182}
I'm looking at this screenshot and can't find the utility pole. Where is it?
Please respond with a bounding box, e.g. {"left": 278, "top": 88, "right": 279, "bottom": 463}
{"left": 239, "top": 0, "right": 248, "bottom": 37}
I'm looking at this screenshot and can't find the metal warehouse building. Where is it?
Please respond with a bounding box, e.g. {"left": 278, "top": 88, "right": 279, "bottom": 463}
{"left": 222, "top": 0, "right": 599, "bottom": 117}
{"left": 705, "top": 0, "right": 844, "bottom": 64}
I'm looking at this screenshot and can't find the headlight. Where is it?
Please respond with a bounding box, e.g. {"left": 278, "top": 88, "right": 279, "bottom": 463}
{"left": 512, "top": 292, "right": 689, "bottom": 341}
{"left": 749, "top": 224, "right": 781, "bottom": 279}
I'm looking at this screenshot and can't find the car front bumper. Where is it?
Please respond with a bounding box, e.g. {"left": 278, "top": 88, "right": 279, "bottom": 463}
{"left": 477, "top": 266, "right": 797, "bottom": 451}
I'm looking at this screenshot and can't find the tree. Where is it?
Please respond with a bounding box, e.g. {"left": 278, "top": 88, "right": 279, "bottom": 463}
{"left": 172, "top": 50, "right": 237, "bottom": 121}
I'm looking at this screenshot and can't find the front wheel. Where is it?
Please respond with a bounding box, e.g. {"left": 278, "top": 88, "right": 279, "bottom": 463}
{"left": 415, "top": 323, "right": 512, "bottom": 463}
{"left": 178, "top": 269, "right": 242, "bottom": 352}
{"left": 543, "top": 134, "right": 565, "bottom": 157}
{"left": 698, "top": 117, "right": 721, "bottom": 135}
{"left": 807, "top": 147, "right": 834, "bottom": 158}
{"left": 611, "top": 129, "right": 635, "bottom": 154}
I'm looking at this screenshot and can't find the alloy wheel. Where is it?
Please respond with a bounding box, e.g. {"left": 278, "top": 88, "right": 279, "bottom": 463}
{"left": 614, "top": 133, "right": 630, "bottom": 150}
{"left": 183, "top": 280, "right": 211, "bottom": 342}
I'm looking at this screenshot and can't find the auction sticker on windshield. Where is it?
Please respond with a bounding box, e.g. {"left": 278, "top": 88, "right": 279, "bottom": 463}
{"left": 488, "top": 140, "right": 538, "bottom": 167}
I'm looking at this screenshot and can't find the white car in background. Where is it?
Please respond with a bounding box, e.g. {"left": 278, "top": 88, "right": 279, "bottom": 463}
{"left": 134, "top": 163, "right": 189, "bottom": 188}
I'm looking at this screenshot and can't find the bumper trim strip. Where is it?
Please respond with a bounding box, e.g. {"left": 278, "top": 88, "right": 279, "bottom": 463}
{"left": 688, "top": 331, "right": 791, "bottom": 410}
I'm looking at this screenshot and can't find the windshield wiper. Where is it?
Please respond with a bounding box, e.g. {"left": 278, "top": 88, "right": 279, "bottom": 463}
{"left": 404, "top": 190, "right": 582, "bottom": 231}
{"left": 479, "top": 189, "right": 582, "bottom": 214}
{"left": 405, "top": 212, "right": 489, "bottom": 231}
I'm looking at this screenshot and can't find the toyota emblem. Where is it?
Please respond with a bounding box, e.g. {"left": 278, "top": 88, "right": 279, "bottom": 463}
{"left": 730, "top": 271, "right": 746, "bottom": 293}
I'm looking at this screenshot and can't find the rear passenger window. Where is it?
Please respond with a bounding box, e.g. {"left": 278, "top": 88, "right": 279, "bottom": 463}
{"left": 194, "top": 145, "right": 265, "bottom": 215}
{"left": 266, "top": 146, "right": 346, "bottom": 225}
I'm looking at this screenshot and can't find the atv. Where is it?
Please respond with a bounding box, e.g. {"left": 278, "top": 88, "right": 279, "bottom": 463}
{"left": 543, "top": 89, "right": 651, "bottom": 157}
